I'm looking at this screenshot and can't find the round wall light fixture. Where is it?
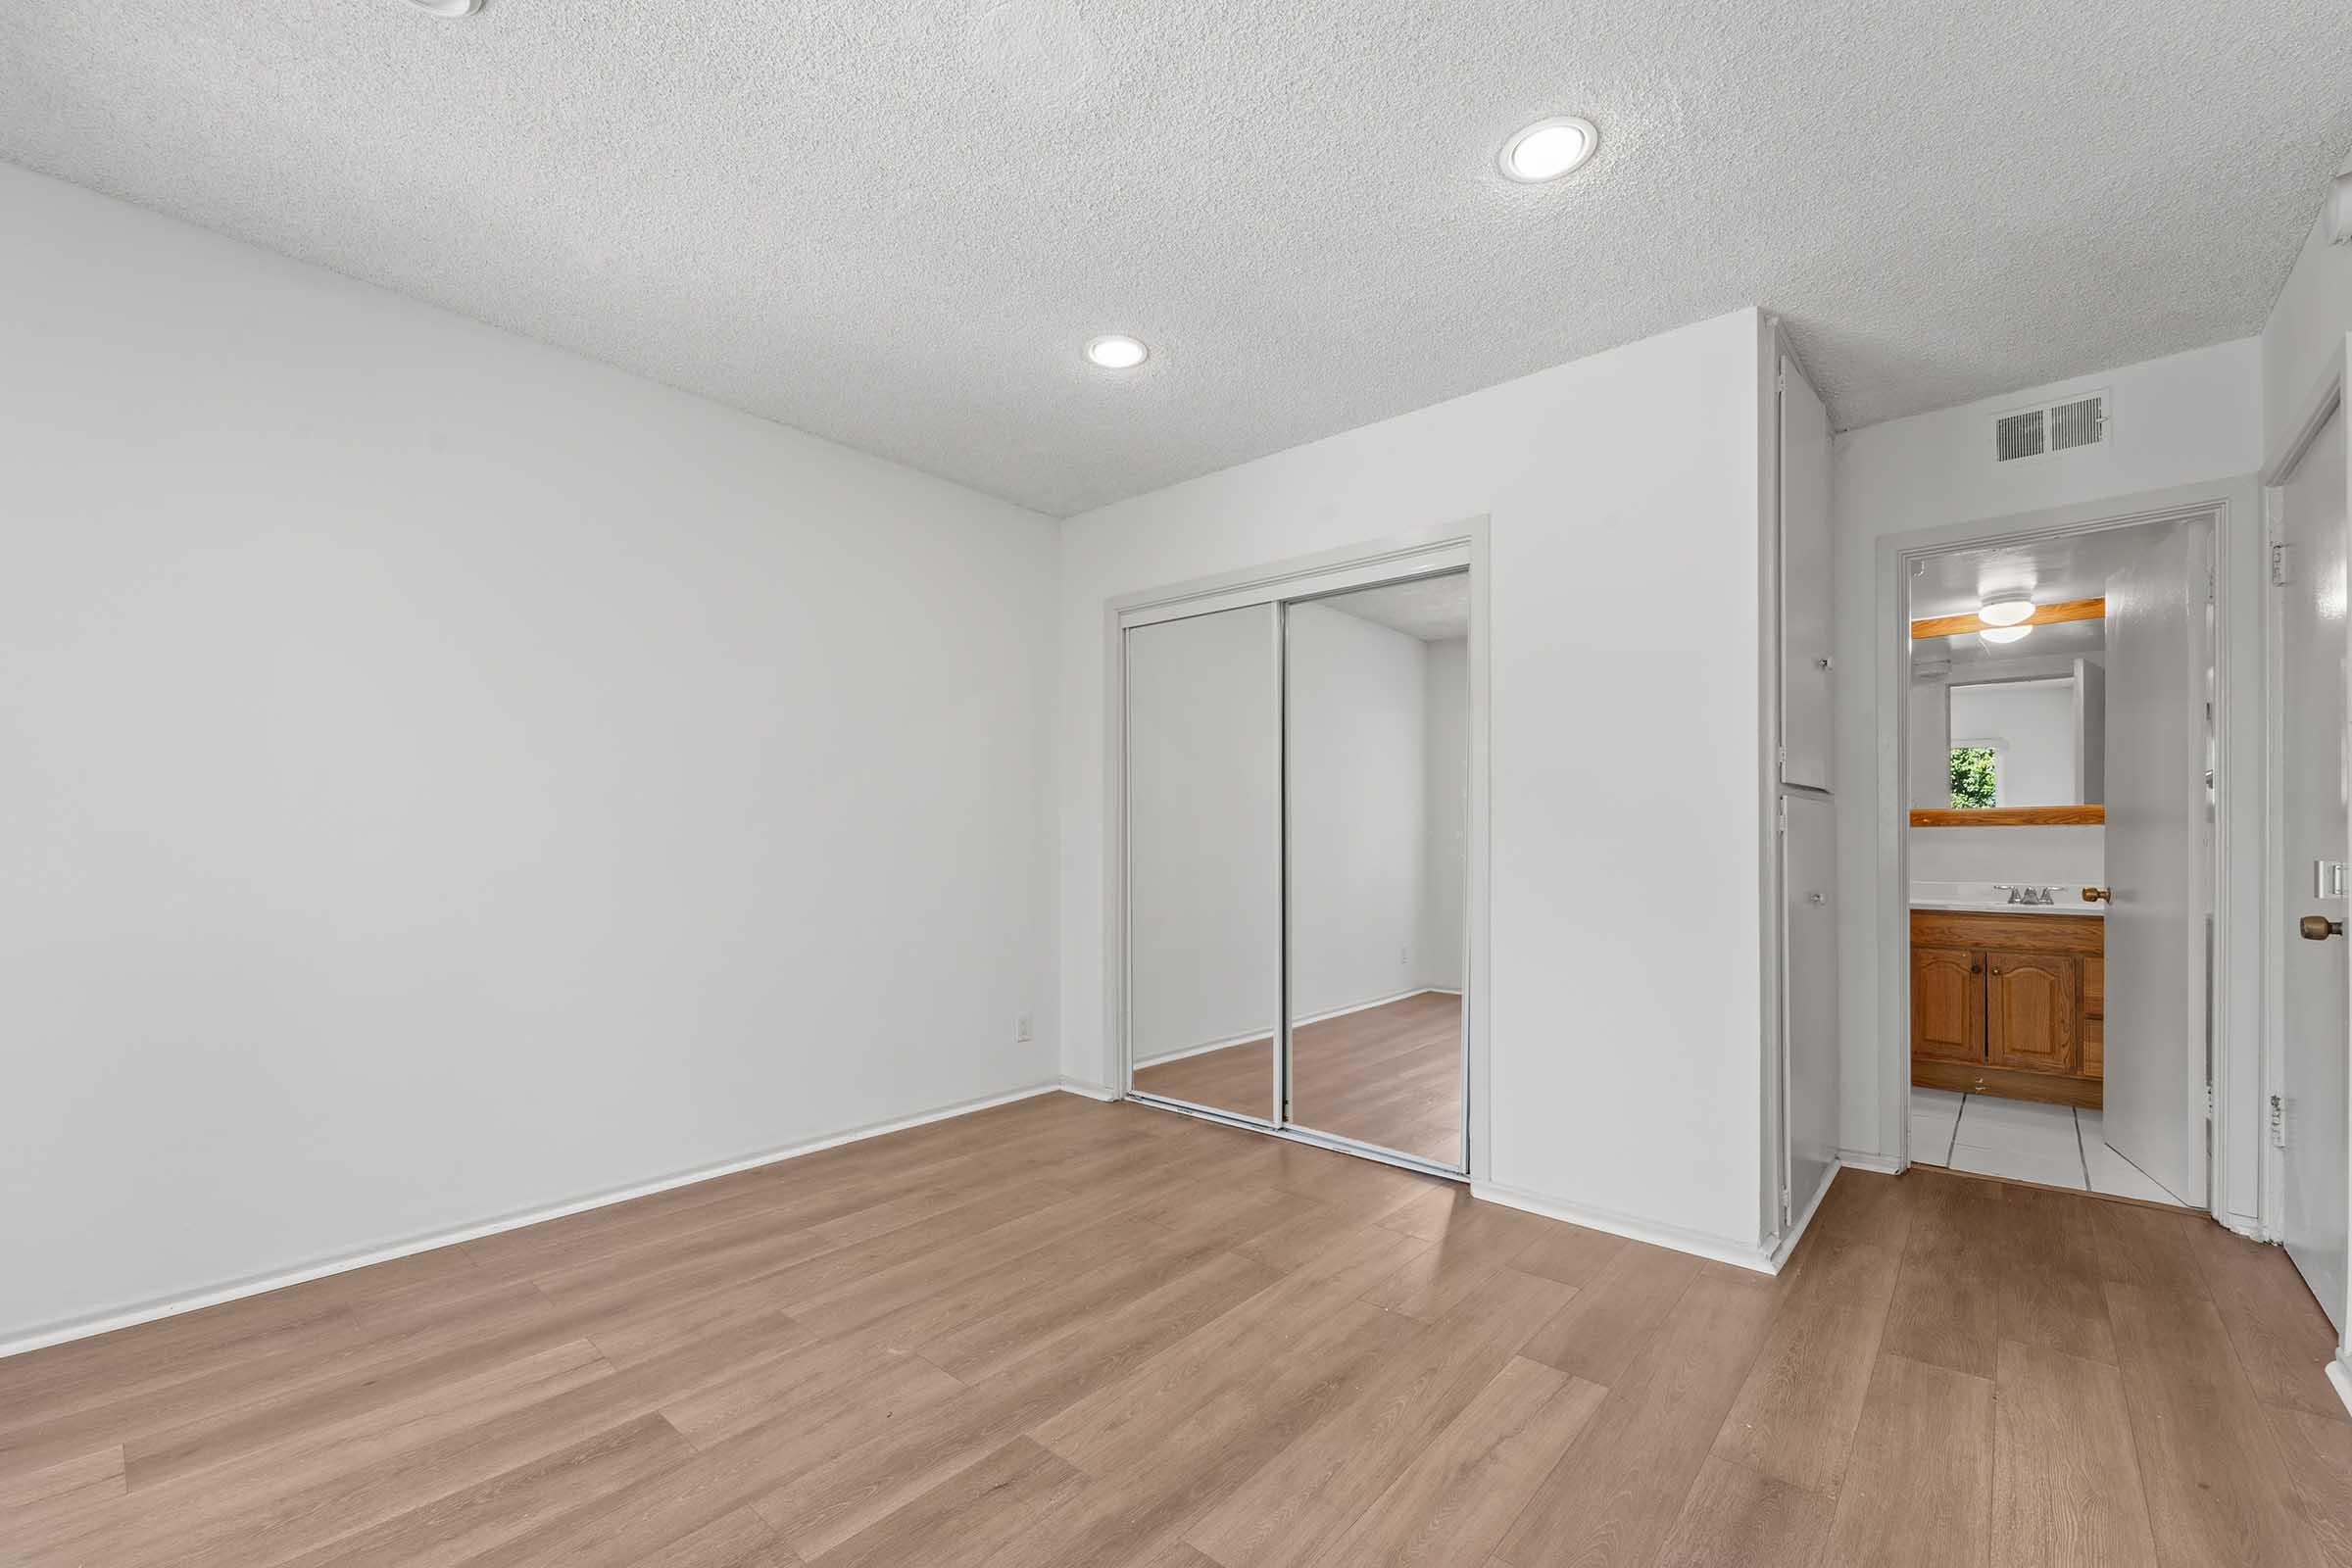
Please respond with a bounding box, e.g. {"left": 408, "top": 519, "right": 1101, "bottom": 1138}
{"left": 1979, "top": 624, "right": 2034, "bottom": 645}
{"left": 402, "top": 0, "right": 482, "bottom": 16}
{"left": 1499, "top": 116, "right": 1598, "bottom": 183}
{"left": 1084, "top": 334, "right": 1150, "bottom": 370}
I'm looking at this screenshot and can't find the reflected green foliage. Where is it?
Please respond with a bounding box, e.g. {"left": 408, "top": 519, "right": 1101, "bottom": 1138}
{"left": 1950, "top": 746, "right": 1997, "bottom": 809}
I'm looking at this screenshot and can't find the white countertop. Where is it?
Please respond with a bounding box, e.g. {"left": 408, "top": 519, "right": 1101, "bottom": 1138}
{"left": 1910, "top": 881, "right": 2104, "bottom": 917}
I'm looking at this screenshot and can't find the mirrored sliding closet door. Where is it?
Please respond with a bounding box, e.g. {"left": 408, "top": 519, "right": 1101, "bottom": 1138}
{"left": 1124, "top": 604, "right": 1282, "bottom": 1124}
{"left": 1284, "top": 573, "right": 1469, "bottom": 1168}
{"left": 1122, "top": 551, "right": 1471, "bottom": 1177}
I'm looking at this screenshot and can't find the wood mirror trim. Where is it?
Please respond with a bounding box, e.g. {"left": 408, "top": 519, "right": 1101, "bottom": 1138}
{"left": 1910, "top": 805, "right": 2105, "bottom": 827}
{"left": 1909, "top": 596, "right": 2104, "bottom": 641}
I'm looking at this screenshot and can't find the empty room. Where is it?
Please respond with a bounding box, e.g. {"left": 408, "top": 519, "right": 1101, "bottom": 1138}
{"left": 5, "top": 3, "right": 2352, "bottom": 1565}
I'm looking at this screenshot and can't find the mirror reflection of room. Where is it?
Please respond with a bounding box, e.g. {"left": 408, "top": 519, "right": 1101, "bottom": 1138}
{"left": 1904, "top": 521, "right": 2212, "bottom": 1206}
{"left": 1126, "top": 604, "right": 1280, "bottom": 1123}
{"left": 1285, "top": 573, "right": 1469, "bottom": 1167}
{"left": 1911, "top": 605, "right": 2105, "bottom": 814}
{"left": 1124, "top": 571, "right": 1471, "bottom": 1171}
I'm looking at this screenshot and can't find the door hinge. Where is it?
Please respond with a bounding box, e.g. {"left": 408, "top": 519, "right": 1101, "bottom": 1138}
{"left": 1776, "top": 798, "right": 1788, "bottom": 834}
{"left": 2272, "top": 541, "right": 2295, "bottom": 586}
{"left": 2204, "top": 1084, "right": 2216, "bottom": 1121}
{"left": 2271, "top": 1093, "right": 2288, "bottom": 1149}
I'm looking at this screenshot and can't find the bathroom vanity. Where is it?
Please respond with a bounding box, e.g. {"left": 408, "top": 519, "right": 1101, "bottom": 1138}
{"left": 1909, "top": 886, "right": 2105, "bottom": 1108}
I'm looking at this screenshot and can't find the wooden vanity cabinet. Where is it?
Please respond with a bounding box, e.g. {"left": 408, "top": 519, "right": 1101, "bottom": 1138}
{"left": 1910, "top": 947, "right": 1984, "bottom": 1063}
{"left": 2082, "top": 957, "right": 2105, "bottom": 1076}
{"left": 1984, "top": 952, "right": 2077, "bottom": 1074}
{"left": 1910, "top": 910, "right": 2103, "bottom": 1107}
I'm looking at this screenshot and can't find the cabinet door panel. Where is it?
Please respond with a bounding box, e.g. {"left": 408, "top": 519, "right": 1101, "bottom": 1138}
{"left": 1986, "top": 951, "right": 2078, "bottom": 1075}
{"left": 1779, "top": 356, "right": 1834, "bottom": 789}
{"left": 1911, "top": 947, "right": 1983, "bottom": 1063}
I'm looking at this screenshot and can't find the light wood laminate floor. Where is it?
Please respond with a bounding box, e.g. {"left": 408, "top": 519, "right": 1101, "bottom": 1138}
{"left": 1133, "top": 991, "right": 1462, "bottom": 1165}
{"left": 3, "top": 1091, "right": 2346, "bottom": 1567}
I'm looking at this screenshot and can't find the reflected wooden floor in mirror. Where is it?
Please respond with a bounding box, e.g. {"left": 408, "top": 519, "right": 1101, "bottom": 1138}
{"left": 1132, "top": 992, "right": 1461, "bottom": 1166}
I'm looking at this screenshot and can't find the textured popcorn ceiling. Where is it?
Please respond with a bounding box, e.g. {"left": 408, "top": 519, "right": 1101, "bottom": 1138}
{"left": 4, "top": 1, "right": 2348, "bottom": 515}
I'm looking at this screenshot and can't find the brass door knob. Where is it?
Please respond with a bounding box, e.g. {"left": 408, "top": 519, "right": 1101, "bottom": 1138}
{"left": 2301, "top": 914, "right": 2345, "bottom": 941}
{"left": 2082, "top": 886, "right": 2111, "bottom": 904}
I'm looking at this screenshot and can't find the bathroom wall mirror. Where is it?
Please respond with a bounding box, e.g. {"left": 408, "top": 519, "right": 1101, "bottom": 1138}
{"left": 1908, "top": 600, "right": 2107, "bottom": 826}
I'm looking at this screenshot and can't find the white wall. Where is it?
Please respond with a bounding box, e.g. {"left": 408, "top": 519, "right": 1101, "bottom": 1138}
{"left": 1286, "top": 604, "right": 1429, "bottom": 1020}
{"left": 0, "top": 167, "right": 1061, "bottom": 1346}
{"left": 1948, "top": 678, "right": 2077, "bottom": 807}
{"left": 1063, "top": 309, "right": 1772, "bottom": 1253}
{"left": 2262, "top": 161, "right": 2352, "bottom": 466}
{"left": 1908, "top": 670, "right": 1952, "bottom": 808}
{"left": 1831, "top": 337, "right": 2264, "bottom": 1168}
{"left": 1420, "top": 637, "right": 1470, "bottom": 992}
{"left": 1909, "top": 826, "right": 2105, "bottom": 885}
{"left": 1125, "top": 607, "right": 1280, "bottom": 1061}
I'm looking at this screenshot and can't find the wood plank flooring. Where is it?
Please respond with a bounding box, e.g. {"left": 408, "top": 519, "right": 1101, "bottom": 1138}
{"left": 1132, "top": 991, "right": 1462, "bottom": 1165}
{"left": 2, "top": 1092, "right": 2345, "bottom": 1567}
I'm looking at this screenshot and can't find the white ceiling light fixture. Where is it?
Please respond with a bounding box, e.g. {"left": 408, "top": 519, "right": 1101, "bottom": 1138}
{"left": 1978, "top": 598, "right": 2036, "bottom": 626}
{"left": 1083, "top": 333, "right": 1149, "bottom": 370}
{"left": 402, "top": 0, "right": 482, "bottom": 15}
{"left": 1980, "top": 624, "right": 2034, "bottom": 645}
{"left": 1498, "top": 116, "right": 1598, "bottom": 183}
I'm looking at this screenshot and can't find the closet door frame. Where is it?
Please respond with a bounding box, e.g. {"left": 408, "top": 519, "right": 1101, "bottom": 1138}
{"left": 1110, "top": 522, "right": 1485, "bottom": 1183}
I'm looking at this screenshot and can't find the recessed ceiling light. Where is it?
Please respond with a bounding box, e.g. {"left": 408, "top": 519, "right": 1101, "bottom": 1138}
{"left": 1979, "top": 598, "right": 2036, "bottom": 626}
{"left": 1980, "top": 624, "right": 2034, "bottom": 645}
{"left": 1499, "top": 116, "right": 1598, "bottom": 183}
{"left": 1084, "top": 334, "right": 1149, "bottom": 370}
{"left": 402, "top": 0, "right": 481, "bottom": 15}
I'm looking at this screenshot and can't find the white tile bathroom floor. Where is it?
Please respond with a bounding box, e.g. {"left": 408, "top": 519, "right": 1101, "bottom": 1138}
{"left": 1908, "top": 1087, "right": 2188, "bottom": 1205}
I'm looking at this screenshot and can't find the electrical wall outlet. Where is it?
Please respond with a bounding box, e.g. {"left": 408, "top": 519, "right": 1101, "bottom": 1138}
{"left": 1014, "top": 1014, "right": 1034, "bottom": 1043}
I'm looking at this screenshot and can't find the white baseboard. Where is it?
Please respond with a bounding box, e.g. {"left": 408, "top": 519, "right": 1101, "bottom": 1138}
{"left": 1293, "top": 986, "right": 1447, "bottom": 1028}
{"left": 1133, "top": 988, "right": 1455, "bottom": 1069}
{"left": 1057, "top": 1078, "right": 1120, "bottom": 1102}
{"left": 1838, "top": 1148, "right": 1904, "bottom": 1175}
{"left": 1770, "top": 1163, "right": 1840, "bottom": 1269}
{"left": 0, "top": 1078, "right": 1067, "bottom": 1361}
{"left": 1132, "top": 1029, "right": 1267, "bottom": 1069}
{"left": 2329, "top": 1357, "right": 2352, "bottom": 1422}
{"left": 1471, "top": 1180, "right": 1777, "bottom": 1275}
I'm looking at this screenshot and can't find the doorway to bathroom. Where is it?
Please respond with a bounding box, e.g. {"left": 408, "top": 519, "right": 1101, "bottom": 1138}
{"left": 1899, "top": 514, "right": 2220, "bottom": 1208}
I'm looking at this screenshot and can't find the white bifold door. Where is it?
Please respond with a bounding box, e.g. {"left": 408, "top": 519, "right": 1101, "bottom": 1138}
{"left": 2097, "top": 517, "right": 2214, "bottom": 1210}
{"left": 2280, "top": 402, "right": 2350, "bottom": 1333}
{"left": 1774, "top": 352, "right": 1837, "bottom": 1234}
{"left": 1780, "top": 791, "right": 1838, "bottom": 1224}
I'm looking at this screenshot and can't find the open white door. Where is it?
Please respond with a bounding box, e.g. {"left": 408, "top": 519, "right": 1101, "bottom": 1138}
{"left": 2099, "top": 517, "right": 2212, "bottom": 1208}
{"left": 2281, "top": 402, "right": 2350, "bottom": 1332}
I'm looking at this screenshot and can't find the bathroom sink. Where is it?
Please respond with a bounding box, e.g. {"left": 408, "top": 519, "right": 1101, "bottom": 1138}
{"left": 1909, "top": 880, "right": 2103, "bottom": 916}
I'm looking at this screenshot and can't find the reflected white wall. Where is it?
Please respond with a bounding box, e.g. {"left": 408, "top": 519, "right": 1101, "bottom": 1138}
{"left": 1125, "top": 608, "right": 1280, "bottom": 1063}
